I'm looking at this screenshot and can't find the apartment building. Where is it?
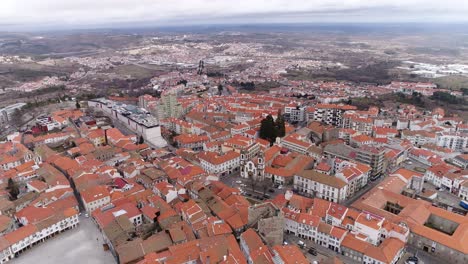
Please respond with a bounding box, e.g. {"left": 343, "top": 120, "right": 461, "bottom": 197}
{"left": 335, "top": 160, "right": 371, "bottom": 197}
{"left": 436, "top": 132, "right": 468, "bottom": 151}
{"left": 281, "top": 133, "right": 313, "bottom": 155}
{"left": 401, "top": 130, "right": 437, "bottom": 146}
{"left": 342, "top": 113, "right": 374, "bottom": 135}
{"left": 309, "top": 104, "right": 356, "bottom": 126}
{"left": 198, "top": 151, "right": 241, "bottom": 176}
{"left": 294, "top": 170, "right": 347, "bottom": 203}
{"left": 81, "top": 185, "right": 111, "bottom": 213}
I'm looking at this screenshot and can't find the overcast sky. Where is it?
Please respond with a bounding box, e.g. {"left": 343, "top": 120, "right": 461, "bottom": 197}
{"left": 1, "top": 0, "right": 468, "bottom": 30}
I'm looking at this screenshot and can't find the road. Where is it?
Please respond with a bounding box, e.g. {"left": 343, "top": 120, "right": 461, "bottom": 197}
{"left": 343, "top": 175, "right": 385, "bottom": 207}
{"left": 405, "top": 244, "right": 445, "bottom": 264}
{"left": 284, "top": 233, "right": 360, "bottom": 264}
{"left": 423, "top": 181, "right": 466, "bottom": 211}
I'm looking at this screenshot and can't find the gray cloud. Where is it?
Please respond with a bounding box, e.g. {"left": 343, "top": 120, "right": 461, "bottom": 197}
{"left": 1, "top": 0, "right": 467, "bottom": 30}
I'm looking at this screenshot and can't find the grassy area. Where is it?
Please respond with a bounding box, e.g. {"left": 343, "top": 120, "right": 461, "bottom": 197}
{"left": 283, "top": 61, "right": 398, "bottom": 84}
{"left": 350, "top": 92, "right": 467, "bottom": 118}
{"left": 433, "top": 75, "right": 468, "bottom": 90}
{"left": 109, "top": 64, "right": 156, "bottom": 79}
{"left": 414, "top": 167, "right": 426, "bottom": 173}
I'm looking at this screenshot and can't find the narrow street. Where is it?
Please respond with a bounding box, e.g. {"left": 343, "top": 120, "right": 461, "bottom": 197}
{"left": 343, "top": 175, "right": 385, "bottom": 207}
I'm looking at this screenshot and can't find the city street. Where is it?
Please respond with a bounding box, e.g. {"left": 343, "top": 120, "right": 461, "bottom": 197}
{"left": 284, "top": 233, "right": 360, "bottom": 264}
{"left": 423, "top": 181, "right": 465, "bottom": 211}
{"left": 11, "top": 216, "right": 114, "bottom": 264}
{"left": 343, "top": 175, "right": 385, "bottom": 207}
{"left": 405, "top": 244, "right": 445, "bottom": 264}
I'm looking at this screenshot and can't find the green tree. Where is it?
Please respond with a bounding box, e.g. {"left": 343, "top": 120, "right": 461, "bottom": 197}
{"left": 461, "top": 88, "right": 468, "bottom": 96}
{"left": 7, "top": 178, "right": 19, "bottom": 200}
{"left": 259, "top": 115, "right": 277, "bottom": 143}
{"left": 177, "top": 80, "right": 188, "bottom": 86}
{"left": 275, "top": 114, "right": 286, "bottom": 138}
{"left": 430, "top": 91, "right": 463, "bottom": 104}
{"left": 75, "top": 101, "right": 81, "bottom": 109}
{"left": 138, "top": 135, "right": 144, "bottom": 144}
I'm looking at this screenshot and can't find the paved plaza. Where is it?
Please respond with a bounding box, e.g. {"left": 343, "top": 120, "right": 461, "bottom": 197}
{"left": 12, "top": 216, "right": 115, "bottom": 264}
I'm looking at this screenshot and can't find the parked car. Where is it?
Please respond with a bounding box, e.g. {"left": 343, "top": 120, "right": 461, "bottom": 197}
{"left": 308, "top": 248, "right": 317, "bottom": 256}
{"left": 298, "top": 240, "right": 306, "bottom": 248}
{"left": 405, "top": 256, "right": 419, "bottom": 264}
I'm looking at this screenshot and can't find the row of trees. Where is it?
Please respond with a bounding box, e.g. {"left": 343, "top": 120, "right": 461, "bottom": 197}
{"left": 259, "top": 114, "right": 286, "bottom": 144}
{"left": 430, "top": 91, "right": 465, "bottom": 104}
{"left": 461, "top": 88, "right": 468, "bottom": 96}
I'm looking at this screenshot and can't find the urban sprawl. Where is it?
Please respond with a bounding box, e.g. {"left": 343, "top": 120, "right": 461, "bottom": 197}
{"left": 0, "top": 62, "right": 467, "bottom": 264}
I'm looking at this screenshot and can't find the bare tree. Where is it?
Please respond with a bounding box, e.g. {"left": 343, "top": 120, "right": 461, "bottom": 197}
{"left": 259, "top": 179, "right": 273, "bottom": 196}
{"left": 9, "top": 109, "right": 23, "bottom": 129}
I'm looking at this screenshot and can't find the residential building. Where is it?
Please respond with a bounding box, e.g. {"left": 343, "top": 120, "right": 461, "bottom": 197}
{"left": 198, "top": 151, "right": 241, "bottom": 176}
{"left": 81, "top": 185, "right": 111, "bottom": 213}
{"left": 294, "top": 170, "right": 348, "bottom": 203}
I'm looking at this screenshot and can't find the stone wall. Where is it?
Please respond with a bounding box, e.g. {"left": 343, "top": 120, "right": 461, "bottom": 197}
{"left": 258, "top": 216, "right": 284, "bottom": 246}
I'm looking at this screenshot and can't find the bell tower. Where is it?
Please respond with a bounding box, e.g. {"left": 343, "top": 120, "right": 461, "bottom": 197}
{"left": 240, "top": 149, "right": 247, "bottom": 178}
{"left": 257, "top": 151, "right": 265, "bottom": 181}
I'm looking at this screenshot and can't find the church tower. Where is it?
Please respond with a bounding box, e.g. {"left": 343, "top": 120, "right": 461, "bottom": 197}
{"left": 256, "top": 151, "right": 265, "bottom": 181}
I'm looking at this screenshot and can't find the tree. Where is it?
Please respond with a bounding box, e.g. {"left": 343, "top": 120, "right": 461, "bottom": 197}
{"left": 75, "top": 101, "right": 81, "bottom": 109}
{"left": 260, "top": 114, "right": 286, "bottom": 144}
{"left": 259, "top": 115, "right": 276, "bottom": 143}
{"left": 7, "top": 178, "right": 20, "bottom": 200}
{"left": 9, "top": 109, "right": 23, "bottom": 129}
{"left": 247, "top": 172, "right": 258, "bottom": 192}
{"left": 259, "top": 179, "right": 272, "bottom": 196}
{"left": 217, "top": 84, "right": 223, "bottom": 95}
{"left": 461, "top": 88, "right": 468, "bottom": 96}
{"left": 138, "top": 135, "right": 144, "bottom": 144}
{"left": 430, "top": 91, "right": 463, "bottom": 104}
{"left": 275, "top": 114, "right": 286, "bottom": 138}
{"left": 177, "top": 80, "right": 188, "bottom": 86}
